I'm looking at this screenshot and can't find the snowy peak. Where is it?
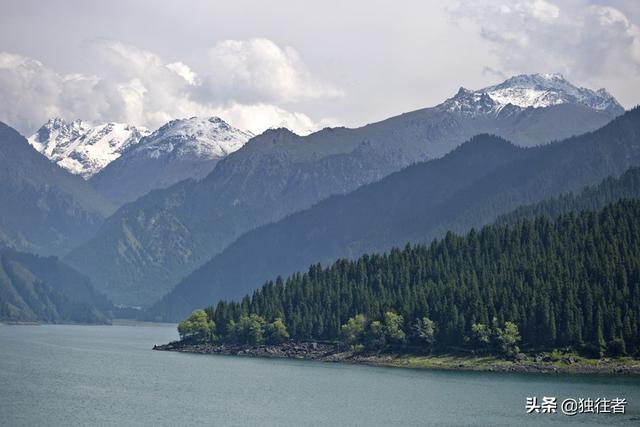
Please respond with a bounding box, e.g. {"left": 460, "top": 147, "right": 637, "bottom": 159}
{"left": 441, "top": 73, "right": 624, "bottom": 117}
{"left": 133, "top": 116, "right": 254, "bottom": 160}
{"left": 445, "top": 87, "right": 499, "bottom": 116}
{"left": 89, "top": 117, "right": 255, "bottom": 206}
{"left": 28, "top": 118, "right": 150, "bottom": 178}
{"left": 30, "top": 117, "right": 88, "bottom": 156}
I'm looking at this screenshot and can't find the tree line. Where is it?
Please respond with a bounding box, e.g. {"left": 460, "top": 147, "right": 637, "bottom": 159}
{"left": 181, "top": 199, "right": 640, "bottom": 358}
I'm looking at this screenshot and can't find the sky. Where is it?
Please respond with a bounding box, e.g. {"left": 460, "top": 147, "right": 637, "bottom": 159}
{"left": 0, "top": 0, "right": 639, "bottom": 135}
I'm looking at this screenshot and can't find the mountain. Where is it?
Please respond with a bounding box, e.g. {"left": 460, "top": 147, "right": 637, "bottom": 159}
{"left": 65, "top": 74, "right": 624, "bottom": 307}
{"left": 148, "top": 108, "right": 640, "bottom": 321}
{"left": 496, "top": 166, "right": 640, "bottom": 226}
{"left": 90, "top": 117, "right": 254, "bottom": 205}
{"left": 441, "top": 73, "right": 623, "bottom": 117}
{"left": 28, "top": 117, "right": 150, "bottom": 178}
{"left": 0, "top": 247, "right": 110, "bottom": 323}
{"left": 0, "top": 122, "right": 113, "bottom": 256}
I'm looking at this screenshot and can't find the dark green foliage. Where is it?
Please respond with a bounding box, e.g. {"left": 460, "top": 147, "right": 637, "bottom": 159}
{"left": 151, "top": 108, "right": 640, "bottom": 322}
{"left": 227, "top": 314, "right": 267, "bottom": 345}
{"left": 496, "top": 166, "right": 640, "bottom": 226}
{"left": 579, "top": 342, "right": 605, "bottom": 359}
{"left": 222, "top": 314, "right": 291, "bottom": 345}
{"left": 340, "top": 312, "right": 434, "bottom": 353}
{"left": 201, "top": 200, "right": 640, "bottom": 354}
{"left": 265, "top": 318, "right": 290, "bottom": 344}
{"left": 606, "top": 339, "right": 627, "bottom": 357}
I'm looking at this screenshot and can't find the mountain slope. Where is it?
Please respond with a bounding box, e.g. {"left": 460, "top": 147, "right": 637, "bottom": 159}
{"left": 0, "top": 122, "right": 113, "bottom": 256}
{"left": 0, "top": 248, "right": 110, "bottom": 323}
{"left": 28, "top": 117, "right": 150, "bottom": 178}
{"left": 149, "top": 108, "right": 640, "bottom": 321}
{"left": 496, "top": 166, "right": 640, "bottom": 226}
{"left": 90, "top": 117, "right": 253, "bottom": 205}
{"left": 65, "top": 74, "right": 624, "bottom": 307}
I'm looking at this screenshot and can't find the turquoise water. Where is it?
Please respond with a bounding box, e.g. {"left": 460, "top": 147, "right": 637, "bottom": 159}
{"left": 1, "top": 324, "right": 639, "bottom": 426}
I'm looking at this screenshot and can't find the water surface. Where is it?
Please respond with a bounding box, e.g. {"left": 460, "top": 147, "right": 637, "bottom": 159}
{"left": 1, "top": 324, "right": 638, "bottom": 426}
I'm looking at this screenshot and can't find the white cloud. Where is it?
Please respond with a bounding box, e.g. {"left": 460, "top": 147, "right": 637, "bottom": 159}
{"left": 0, "top": 38, "right": 342, "bottom": 136}
{"left": 450, "top": 0, "right": 640, "bottom": 94}
{"left": 210, "top": 103, "right": 319, "bottom": 135}
{"left": 528, "top": 0, "right": 560, "bottom": 23}
{"left": 166, "top": 62, "right": 198, "bottom": 85}
{"left": 202, "top": 38, "right": 343, "bottom": 104}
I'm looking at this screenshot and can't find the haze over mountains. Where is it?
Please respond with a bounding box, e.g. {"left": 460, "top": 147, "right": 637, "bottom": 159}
{"left": 148, "top": 108, "right": 640, "bottom": 320}
{"left": 0, "top": 72, "right": 636, "bottom": 324}
{"left": 59, "top": 73, "right": 626, "bottom": 307}
{"left": 0, "top": 123, "right": 113, "bottom": 256}
{"left": 0, "top": 247, "right": 111, "bottom": 323}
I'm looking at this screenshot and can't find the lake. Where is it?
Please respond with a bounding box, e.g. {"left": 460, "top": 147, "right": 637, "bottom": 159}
{"left": 1, "top": 324, "right": 638, "bottom": 426}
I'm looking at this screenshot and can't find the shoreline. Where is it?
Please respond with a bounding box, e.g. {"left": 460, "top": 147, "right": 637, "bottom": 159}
{"left": 153, "top": 340, "right": 640, "bottom": 374}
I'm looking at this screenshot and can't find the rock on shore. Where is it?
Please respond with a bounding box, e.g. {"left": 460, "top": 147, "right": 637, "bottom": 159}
{"left": 153, "top": 341, "right": 640, "bottom": 374}
{"left": 154, "top": 340, "right": 348, "bottom": 361}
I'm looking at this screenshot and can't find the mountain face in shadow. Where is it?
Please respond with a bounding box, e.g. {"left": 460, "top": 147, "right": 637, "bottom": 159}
{"left": 0, "top": 122, "right": 113, "bottom": 256}
{"left": 65, "top": 76, "right": 622, "bottom": 307}
{"left": 90, "top": 117, "right": 254, "bottom": 206}
{"left": 0, "top": 247, "right": 111, "bottom": 323}
{"left": 148, "top": 108, "right": 640, "bottom": 321}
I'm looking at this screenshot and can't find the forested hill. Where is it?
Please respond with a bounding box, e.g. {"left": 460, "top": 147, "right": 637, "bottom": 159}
{"left": 150, "top": 107, "right": 640, "bottom": 321}
{"left": 496, "top": 166, "right": 640, "bottom": 226}
{"left": 0, "top": 248, "right": 111, "bottom": 323}
{"left": 203, "top": 199, "right": 640, "bottom": 355}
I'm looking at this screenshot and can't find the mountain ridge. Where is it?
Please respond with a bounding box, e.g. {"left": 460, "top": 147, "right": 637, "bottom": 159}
{"left": 0, "top": 122, "right": 113, "bottom": 256}
{"left": 65, "top": 74, "right": 626, "bottom": 307}
{"left": 89, "top": 116, "right": 254, "bottom": 205}
{"left": 440, "top": 73, "right": 624, "bottom": 117}
{"left": 28, "top": 117, "right": 150, "bottom": 178}
{"left": 147, "top": 108, "right": 640, "bottom": 321}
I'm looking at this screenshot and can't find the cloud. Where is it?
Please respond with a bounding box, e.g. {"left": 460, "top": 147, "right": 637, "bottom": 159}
{"left": 450, "top": 1, "right": 640, "bottom": 88}
{"left": 0, "top": 38, "right": 342, "bottom": 136}
{"left": 202, "top": 38, "right": 343, "bottom": 104}
{"left": 166, "top": 62, "right": 198, "bottom": 85}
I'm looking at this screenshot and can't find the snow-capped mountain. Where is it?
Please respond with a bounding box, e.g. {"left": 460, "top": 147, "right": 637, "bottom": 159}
{"left": 133, "top": 116, "right": 253, "bottom": 160}
{"left": 28, "top": 118, "right": 150, "bottom": 178}
{"left": 440, "top": 73, "right": 624, "bottom": 117}
{"left": 90, "top": 117, "right": 254, "bottom": 205}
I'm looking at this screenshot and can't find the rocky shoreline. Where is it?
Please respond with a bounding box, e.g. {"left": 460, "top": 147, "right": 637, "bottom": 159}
{"left": 153, "top": 341, "right": 640, "bottom": 374}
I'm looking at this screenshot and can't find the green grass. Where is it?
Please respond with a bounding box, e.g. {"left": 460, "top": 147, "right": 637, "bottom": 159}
{"left": 353, "top": 351, "right": 640, "bottom": 372}
{"left": 371, "top": 354, "right": 510, "bottom": 370}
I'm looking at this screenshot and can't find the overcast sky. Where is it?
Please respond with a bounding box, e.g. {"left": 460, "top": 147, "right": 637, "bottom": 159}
{"left": 1, "top": 0, "right": 639, "bottom": 135}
